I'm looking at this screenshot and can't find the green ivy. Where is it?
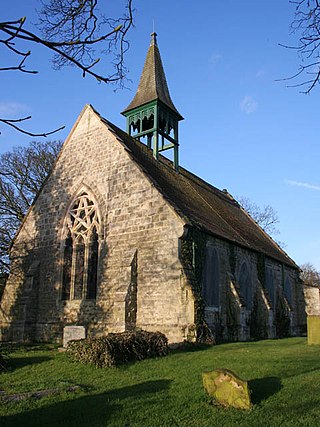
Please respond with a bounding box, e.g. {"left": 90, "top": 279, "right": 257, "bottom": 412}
{"left": 226, "top": 287, "right": 239, "bottom": 341}
{"left": 257, "top": 253, "right": 266, "bottom": 288}
{"left": 179, "top": 228, "right": 215, "bottom": 344}
{"left": 249, "top": 288, "right": 268, "bottom": 340}
{"left": 274, "top": 289, "right": 291, "bottom": 338}
{"left": 229, "top": 243, "right": 236, "bottom": 275}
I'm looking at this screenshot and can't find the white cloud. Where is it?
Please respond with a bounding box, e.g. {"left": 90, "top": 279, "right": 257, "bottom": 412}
{"left": 285, "top": 179, "right": 320, "bottom": 191}
{"left": 256, "top": 69, "right": 266, "bottom": 78}
{"left": 209, "top": 53, "right": 222, "bottom": 65}
{"left": 0, "top": 102, "right": 29, "bottom": 117}
{"left": 240, "top": 96, "right": 258, "bottom": 114}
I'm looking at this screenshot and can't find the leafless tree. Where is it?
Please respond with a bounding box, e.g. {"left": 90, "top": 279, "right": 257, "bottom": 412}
{"left": 0, "top": 140, "right": 62, "bottom": 273}
{"left": 0, "top": 0, "right": 134, "bottom": 136}
{"left": 280, "top": 0, "right": 320, "bottom": 93}
{"left": 238, "top": 196, "right": 281, "bottom": 239}
{"left": 300, "top": 262, "right": 320, "bottom": 285}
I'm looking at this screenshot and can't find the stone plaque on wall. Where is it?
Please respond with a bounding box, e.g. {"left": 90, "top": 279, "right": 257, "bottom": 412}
{"left": 63, "top": 325, "right": 86, "bottom": 347}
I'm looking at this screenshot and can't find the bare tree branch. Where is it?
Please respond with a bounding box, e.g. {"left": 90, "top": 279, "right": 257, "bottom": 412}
{"left": 0, "top": 117, "right": 65, "bottom": 138}
{"left": 281, "top": 0, "right": 320, "bottom": 93}
{"left": 0, "top": 1, "right": 134, "bottom": 136}
{"left": 300, "top": 262, "right": 320, "bottom": 285}
{"left": 237, "top": 196, "right": 286, "bottom": 248}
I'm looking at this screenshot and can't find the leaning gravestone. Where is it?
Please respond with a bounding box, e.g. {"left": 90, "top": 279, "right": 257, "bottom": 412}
{"left": 202, "top": 368, "right": 252, "bottom": 410}
{"left": 63, "top": 326, "right": 86, "bottom": 348}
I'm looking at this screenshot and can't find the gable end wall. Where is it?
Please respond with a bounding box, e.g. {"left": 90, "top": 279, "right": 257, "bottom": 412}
{"left": 0, "top": 106, "right": 194, "bottom": 344}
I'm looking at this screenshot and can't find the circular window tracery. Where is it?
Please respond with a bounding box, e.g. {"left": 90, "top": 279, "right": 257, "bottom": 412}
{"left": 62, "top": 192, "right": 100, "bottom": 301}
{"left": 67, "top": 193, "right": 100, "bottom": 239}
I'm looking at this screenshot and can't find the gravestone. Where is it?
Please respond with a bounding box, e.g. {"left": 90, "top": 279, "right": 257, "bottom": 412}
{"left": 307, "top": 315, "right": 320, "bottom": 344}
{"left": 63, "top": 326, "right": 86, "bottom": 347}
{"left": 202, "top": 368, "right": 252, "bottom": 410}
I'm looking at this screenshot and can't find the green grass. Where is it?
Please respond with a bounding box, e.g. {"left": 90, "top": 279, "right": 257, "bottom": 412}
{"left": 1, "top": 338, "right": 320, "bottom": 426}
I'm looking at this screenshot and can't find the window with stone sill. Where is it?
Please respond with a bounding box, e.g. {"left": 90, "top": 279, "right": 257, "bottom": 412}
{"left": 61, "top": 192, "right": 100, "bottom": 301}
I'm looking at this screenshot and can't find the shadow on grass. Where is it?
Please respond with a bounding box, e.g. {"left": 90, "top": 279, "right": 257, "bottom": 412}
{"left": 1, "top": 379, "right": 172, "bottom": 427}
{"left": 170, "top": 342, "right": 214, "bottom": 354}
{"left": 7, "top": 356, "right": 53, "bottom": 372}
{"left": 249, "top": 377, "right": 282, "bottom": 404}
{"left": 1, "top": 343, "right": 57, "bottom": 353}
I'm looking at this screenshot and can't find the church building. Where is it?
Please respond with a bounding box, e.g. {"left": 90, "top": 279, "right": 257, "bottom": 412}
{"left": 0, "top": 34, "right": 306, "bottom": 344}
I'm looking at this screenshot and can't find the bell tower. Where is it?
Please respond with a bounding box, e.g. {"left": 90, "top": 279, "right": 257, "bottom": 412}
{"left": 122, "top": 33, "right": 183, "bottom": 171}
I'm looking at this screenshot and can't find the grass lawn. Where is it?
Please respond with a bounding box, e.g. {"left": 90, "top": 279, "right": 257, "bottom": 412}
{"left": 1, "top": 337, "right": 320, "bottom": 426}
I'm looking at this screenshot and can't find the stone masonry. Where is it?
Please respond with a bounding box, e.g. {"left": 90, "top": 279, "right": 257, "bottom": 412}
{"left": 0, "top": 105, "right": 306, "bottom": 344}
{"left": 0, "top": 106, "right": 192, "bottom": 344}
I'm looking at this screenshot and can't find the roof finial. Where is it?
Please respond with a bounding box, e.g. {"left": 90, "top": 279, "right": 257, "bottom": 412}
{"left": 151, "top": 31, "right": 157, "bottom": 46}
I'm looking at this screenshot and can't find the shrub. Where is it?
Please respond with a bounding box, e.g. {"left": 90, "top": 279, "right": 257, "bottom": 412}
{"left": 66, "top": 330, "right": 168, "bottom": 368}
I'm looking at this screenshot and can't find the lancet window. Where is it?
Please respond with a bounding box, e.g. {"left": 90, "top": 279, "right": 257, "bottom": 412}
{"left": 239, "top": 262, "right": 252, "bottom": 309}
{"left": 61, "top": 192, "right": 100, "bottom": 300}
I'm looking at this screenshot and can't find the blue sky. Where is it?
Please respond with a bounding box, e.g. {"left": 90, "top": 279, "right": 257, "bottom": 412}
{"left": 2, "top": 1, "right": 320, "bottom": 269}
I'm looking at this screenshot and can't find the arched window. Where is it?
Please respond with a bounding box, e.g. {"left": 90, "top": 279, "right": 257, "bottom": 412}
{"left": 87, "top": 227, "right": 99, "bottom": 300}
{"left": 74, "top": 236, "right": 85, "bottom": 300}
{"left": 202, "top": 246, "right": 220, "bottom": 307}
{"left": 61, "top": 232, "right": 73, "bottom": 300}
{"left": 61, "top": 192, "right": 100, "bottom": 300}
{"left": 239, "top": 262, "right": 252, "bottom": 309}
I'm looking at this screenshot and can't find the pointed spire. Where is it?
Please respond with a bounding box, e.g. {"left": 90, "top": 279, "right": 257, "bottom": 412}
{"left": 122, "top": 33, "right": 183, "bottom": 119}
{"left": 122, "top": 33, "right": 183, "bottom": 171}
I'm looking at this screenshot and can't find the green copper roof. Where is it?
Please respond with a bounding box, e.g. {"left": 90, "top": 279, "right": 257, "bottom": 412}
{"left": 122, "top": 33, "right": 183, "bottom": 119}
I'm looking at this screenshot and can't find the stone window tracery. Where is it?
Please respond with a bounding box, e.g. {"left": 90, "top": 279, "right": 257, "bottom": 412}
{"left": 61, "top": 192, "right": 100, "bottom": 300}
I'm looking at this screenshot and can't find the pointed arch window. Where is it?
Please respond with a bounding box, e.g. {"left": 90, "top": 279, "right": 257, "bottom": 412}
{"left": 61, "top": 192, "right": 100, "bottom": 300}
{"left": 61, "top": 232, "right": 73, "bottom": 300}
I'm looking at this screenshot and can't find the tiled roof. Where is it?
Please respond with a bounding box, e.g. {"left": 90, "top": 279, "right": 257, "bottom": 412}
{"left": 122, "top": 33, "right": 183, "bottom": 118}
{"left": 101, "top": 113, "right": 298, "bottom": 269}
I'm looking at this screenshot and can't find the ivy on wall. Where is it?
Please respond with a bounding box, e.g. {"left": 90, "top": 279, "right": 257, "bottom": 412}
{"left": 226, "top": 285, "right": 239, "bottom": 341}
{"left": 274, "top": 288, "right": 291, "bottom": 338}
{"left": 257, "top": 253, "right": 266, "bottom": 288}
{"left": 249, "top": 288, "right": 268, "bottom": 340}
{"left": 229, "top": 243, "right": 236, "bottom": 275}
{"left": 181, "top": 230, "right": 292, "bottom": 342}
{"left": 179, "top": 227, "right": 215, "bottom": 344}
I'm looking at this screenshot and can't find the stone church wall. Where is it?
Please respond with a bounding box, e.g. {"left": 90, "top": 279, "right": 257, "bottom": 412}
{"left": 200, "top": 235, "right": 305, "bottom": 341}
{"left": 0, "top": 106, "right": 306, "bottom": 345}
{"left": 0, "top": 106, "right": 193, "bottom": 344}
